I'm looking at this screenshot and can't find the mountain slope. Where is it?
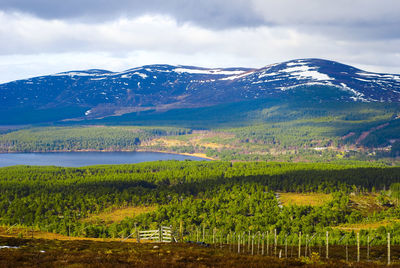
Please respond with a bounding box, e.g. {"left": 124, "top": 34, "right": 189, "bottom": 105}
{"left": 1, "top": 58, "right": 400, "bottom": 124}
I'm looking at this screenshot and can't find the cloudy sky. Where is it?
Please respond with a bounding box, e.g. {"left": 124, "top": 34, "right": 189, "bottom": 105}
{"left": 0, "top": 0, "right": 399, "bottom": 83}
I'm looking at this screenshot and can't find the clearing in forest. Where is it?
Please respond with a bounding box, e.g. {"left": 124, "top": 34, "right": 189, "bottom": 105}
{"left": 335, "top": 219, "right": 400, "bottom": 231}
{"left": 82, "top": 205, "right": 157, "bottom": 225}
{"left": 278, "top": 192, "right": 332, "bottom": 206}
{"left": 348, "top": 193, "right": 390, "bottom": 214}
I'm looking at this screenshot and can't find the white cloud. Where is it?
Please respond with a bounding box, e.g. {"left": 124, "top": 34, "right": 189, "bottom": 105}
{"left": 0, "top": 4, "right": 399, "bottom": 83}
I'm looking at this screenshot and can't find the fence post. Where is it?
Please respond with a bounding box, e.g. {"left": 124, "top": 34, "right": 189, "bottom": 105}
{"left": 388, "top": 232, "right": 391, "bottom": 265}
{"left": 251, "top": 235, "right": 254, "bottom": 255}
{"left": 266, "top": 231, "right": 269, "bottom": 256}
{"left": 274, "top": 229, "right": 277, "bottom": 256}
{"left": 229, "top": 233, "right": 232, "bottom": 252}
{"left": 242, "top": 232, "right": 245, "bottom": 252}
{"left": 230, "top": 233, "right": 233, "bottom": 251}
{"left": 179, "top": 221, "right": 183, "bottom": 243}
{"left": 134, "top": 223, "right": 137, "bottom": 239}
{"left": 318, "top": 233, "right": 321, "bottom": 255}
{"left": 285, "top": 237, "right": 288, "bottom": 258}
{"left": 137, "top": 231, "right": 141, "bottom": 243}
{"left": 326, "top": 231, "right": 329, "bottom": 259}
{"left": 135, "top": 223, "right": 140, "bottom": 243}
{"left": 262, "top": 232, "right": 265, "bottom": 255}
{"left": 212, "top": 228, "right": 215, "bottom": 244}
{"left": 248, "top": 231, "right": 251, "bottom": 252}
{"left": 238, "top": 234, "right": 241, "bottom": 254}
{"left": 291, "top": 239, "right": 293, "bottom": 258}
{"left": 170, "top": 226, "right": 173, "bottom": 242}
{"left": 227, "top": 233, "right": 230, "bottom": 251}
{"left": 298, "top": 232, "right": 301, "bottom": 258}
{"left": 357, "top": 232, "right": 360, "bottom": 262}
{"left": 305, "top": 234, "right": 308, "bottom": 257}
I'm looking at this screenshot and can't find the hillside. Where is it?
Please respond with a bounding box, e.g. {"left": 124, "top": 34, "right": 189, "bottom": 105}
{"left": 1, "top": 100, "right": 399, "bottom": 161}
{"left": 1, "top": 59, "right": 400, "bottom": 125}
{"left": 1, "top": 58, "right": 399, "bottom": 160}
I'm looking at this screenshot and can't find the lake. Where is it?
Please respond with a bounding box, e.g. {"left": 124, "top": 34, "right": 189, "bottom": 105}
{"left": 0, "top": 151, "right": 209, "bottom": 167}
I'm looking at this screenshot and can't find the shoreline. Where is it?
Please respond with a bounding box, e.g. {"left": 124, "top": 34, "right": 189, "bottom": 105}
{"left": 135, "top": 149, "right": 216, "bottom": 160}
{"left": 0, "top": 148, "right": 217, "bottom": 161}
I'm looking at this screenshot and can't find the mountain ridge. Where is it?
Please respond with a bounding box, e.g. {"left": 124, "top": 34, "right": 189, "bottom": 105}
{"left": 1, "top": 58, "right": 400, "bottom": 124}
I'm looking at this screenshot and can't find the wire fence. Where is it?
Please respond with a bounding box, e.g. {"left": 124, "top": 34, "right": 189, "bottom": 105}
{"left": 133, "top": 226, "right": 399, "bottom": 265}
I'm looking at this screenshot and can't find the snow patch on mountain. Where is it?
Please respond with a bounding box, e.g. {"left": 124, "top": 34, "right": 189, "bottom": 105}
{"left": 133, "top": 72, "right": 148, "bottom": 79}
{"left": 174, "top": 68, "right": 245, "bottom": 76}
{"left": 286, "top": 60, "right": 307, "bottom": 67}
{"left": 355, "top": 78, "right": 370, "bottom": 82}
{"left": 258, "top": 72, "right": 279, "bottom": 79}
{"left": 220, "top": 71, "right": 255, "bottom": 81}
{"left": 55, "top": 72, "right": 95, "bottom": 77}
{"left": 356, "top": 72, "right": 400, "bottom": 81}
{"left": 339, "top": 83, "right": 370, "bottom": 102}
{"left": 280, "top": 65, "right": 332, "bottom": 81}
{"left": 277, "top": 82, "right": 332, "bottom": 91}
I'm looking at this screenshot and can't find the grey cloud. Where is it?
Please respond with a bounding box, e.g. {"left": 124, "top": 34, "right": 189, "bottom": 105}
{"left": 0, "top": 0, "right": 264, "bottom": 29}
{"left": 1, "top": 0, "right": 400, "bottom": 40}
{"left": 1, "top": 1, "right": 399, "bottom": 25}
{"left": 0, "top": 0, "right": 399, "bottom": 82}
{"left": 251, "top": 0, "right": 400, "bottom": 40}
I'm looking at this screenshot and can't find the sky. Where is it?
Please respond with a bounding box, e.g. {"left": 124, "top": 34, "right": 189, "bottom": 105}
{"left": 0, "top": 0, "right": 399, "bottom": 83}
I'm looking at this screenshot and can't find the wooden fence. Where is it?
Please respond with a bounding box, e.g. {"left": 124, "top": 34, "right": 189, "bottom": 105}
{"left": 127, "top": 226, "right": 176, "bottom": 243}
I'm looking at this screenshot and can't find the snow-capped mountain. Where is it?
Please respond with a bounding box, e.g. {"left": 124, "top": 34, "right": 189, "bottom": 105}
{"left": 1, "top": 58, "right": 400, "bottom": 121}
{"left": 223, "top": 59, "right": 400, "bottom": 102}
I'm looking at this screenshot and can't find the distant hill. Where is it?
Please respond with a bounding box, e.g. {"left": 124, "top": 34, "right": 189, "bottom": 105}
{"left": 1, "top": 58, "right": 400, "bottom": 124}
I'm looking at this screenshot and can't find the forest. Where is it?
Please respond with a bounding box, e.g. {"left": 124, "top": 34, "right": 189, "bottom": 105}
{"left": 1, "top": 161, "right": 400, "bottom": 246}
{"left": 1, "top": 100, "right": 399, "bottom": 162}
{"left": 0, "top": 126, "right": 190, "bottom": 152}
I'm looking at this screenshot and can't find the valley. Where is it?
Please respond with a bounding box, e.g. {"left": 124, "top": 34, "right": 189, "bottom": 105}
{"left": 1, "top": 58, "right": 400, "bottom": 267}
{"left": 2, "top": 0, "right": 400, "bottom": 264}
{"left": 1, "top": 100, "right": 399, "bottom": 162}
{"left": 1, "top": 58, "right": 399, "bottom": 163}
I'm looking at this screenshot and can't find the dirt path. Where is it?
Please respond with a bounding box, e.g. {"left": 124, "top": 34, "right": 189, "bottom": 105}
{"left": 355, "top": 123, "right": 389, "bottom": 145}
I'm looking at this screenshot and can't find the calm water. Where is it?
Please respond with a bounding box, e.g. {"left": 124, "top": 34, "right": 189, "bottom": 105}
{"left": 0, "top": 152, "right": 208, "bottom": 167}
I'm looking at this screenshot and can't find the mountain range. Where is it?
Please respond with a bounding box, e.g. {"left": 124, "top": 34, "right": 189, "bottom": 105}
{"left": 1, "top": 58, "right": 400, "bottom": 124}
